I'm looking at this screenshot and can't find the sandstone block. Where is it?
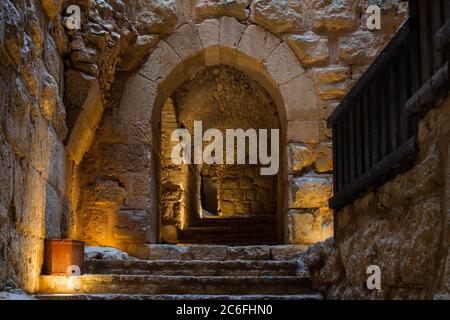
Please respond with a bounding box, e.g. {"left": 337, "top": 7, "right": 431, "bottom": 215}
{"left": 92, "top": 180, "right": 126, "bottom": 206}
{"left": 288, "top": 175, "right": 332, "bottom": 209}
{"left": 113, "top": 210, "right": 150, "bottom": 243}
{"left": 133, "top": 0, "right": 179, "bottom": 34}
{"left": 196, "top": 18, "right": 220, "bottom": 48}
{"left": 220, "top": 16, "right": 246, "bottom": 50}
{"left": 312, "top": 0, "right": 356, "bottom": 32}
{"left": 41, "top": 0, "right": 62, "bottom": 20}
{"left": 44, "top": 184, "right": 62, "bottom": 239}
{"left": 250, "top": 0, "right": 301, "bottom": 34}
{"left": 166, "top": 24, "right": 203, "bottom": 60}
{"left": 139, "top": 40, "right": 182, "bottom": 84}
{"left": 287, "top": 120, "right": 321, "bottom": 144}
{"left": 195, "top": 18, "right": 220, "bottom": 65}
{"left": 0, "top": 135, "right": 14, "bottom": 209}
{"left": 285, "top": 32, "right": 329, "bottom": 67}
{"left": 193, "top": 0, "right": 249, "bottom": 21}
{"left": 122, "top": 173, "right": 154, "bottom": 209}
{"left": 264, "top": 42, "right": 305, "bottom": 85}
{"left": 339, "top": 31, "right": 387, "bottom": 65}
{"left": 118, "top": 35, "right": 159, "bottom": 71}
{"left": 238, "top": 25, "right": 280, "bottom": 61}
{"left": 280, "top": 75, "right": 319, "bottom": 121}
{"left": 288, "top": 143, "right": 315, "bottom": 174}
{"left": 119, "top": 73, "right": 157, "bottom": 144}
{"left": 314, "top": 142, "right": 333, "bottom": 173}
{"left": 288, "top": 210, "right": 315, "bottom": 244}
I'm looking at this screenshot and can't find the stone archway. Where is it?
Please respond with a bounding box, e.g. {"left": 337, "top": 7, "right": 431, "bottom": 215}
{"left": 117, "top": 17, "right": 314, "bottom": 245}
{"left": 70, "top": 16, "right": 333, "bottom": 254}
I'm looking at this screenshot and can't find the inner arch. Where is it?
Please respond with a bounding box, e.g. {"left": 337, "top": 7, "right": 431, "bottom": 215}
{"left": 158, "top": 65, "right": 282, "bottom": 244}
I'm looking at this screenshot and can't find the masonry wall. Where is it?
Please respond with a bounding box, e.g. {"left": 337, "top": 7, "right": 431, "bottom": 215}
{"left": 0, "top": 0, "right": 407, "bottom": 292}
{"left": 75, "top": 0, "right": 408, "bottom": 248}
{"left": 304, "top": 98, "right": 450, "bottom": 299}
{"left": 0, "top": 0, "right": 67, "bottom": 292}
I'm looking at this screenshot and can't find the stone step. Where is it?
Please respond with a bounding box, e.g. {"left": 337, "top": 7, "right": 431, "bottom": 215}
{"left": 189, "top": 215, "right": 276, "bottom": 228}
{"left": 177, "top": 226, "right": 278, "bottom": 245}
{"left": 86, "top": 259, "right": 300, "bottom": 276}
{"left": 35, "top": 293, "right": 323, "bottom": 300}
{"left": 39, "top": 275, "right": 312, "bottom": 295}
{"left": 142, "top": 244, "right": 309, "bottom": 261}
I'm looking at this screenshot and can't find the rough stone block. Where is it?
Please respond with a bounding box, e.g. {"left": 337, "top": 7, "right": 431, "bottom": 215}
{"left": 113, "top": 210, "right": 150, "bottom": 244}
{"left": 288, "top": 175, "right": 332, "bottom": 209}
{"left": 44, "top": 184, "right": 62, "bottom": 239}
{"left": 314, "top": 67, "right": 349, "bottom": 100}
{"left": 339, "top": 31, "right": 386, "bottom": 65}
{"left": 133, "top": 0, "right": 179, "bottom": 34}
{"left": 314, "top": 142, "right": 333, "bottom": 173}
{"left": 288, "top": 143, "right": 315, "bottom": 174}
{"left": 193, "top": 0, "right": 248, "bottom": 21}
{"left": 284, "top": 32, "right": 329, "bottom": 67}
{"left": 250, "top": 0, "right": 301, "bottom": 34}
{"left": 312, "top": 1, "right": 357, "bottom": 32}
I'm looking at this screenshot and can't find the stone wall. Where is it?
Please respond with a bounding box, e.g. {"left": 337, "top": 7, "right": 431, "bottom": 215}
{"left": 0, "top": 0, "right": 407, "bottom": 292}
{"left": 0, "top": 0, "right": 67, "bottom": 292}
{"left": 77, "top": 0, "right": 407, "bottom": 247}
{"left": 303, "top": 98, "right": 450, "bottom": 299}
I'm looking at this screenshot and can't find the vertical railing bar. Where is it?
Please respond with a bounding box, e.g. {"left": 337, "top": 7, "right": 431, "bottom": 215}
{"left": 337, "top": 120, "right": 345, "bottom": 192}
{"left": 431, "top": 0, "right": 443, "bottom": 73}
{"left": 419, "top": 0, "right": 431, "bottom": 83}
{"left": 363, "top": 87, "right": 372, "bottom": 172}
{"left": 332, "top": 124, "right": 339, "bottom": 194}
{"left": 343, "top": 111, "right": 351, "bottom": 186}
{"left": 348, "top": 107, "right": 356, "bottom": 182}
{"left": 372, "top": 76, "right": 380, "bottom": 164}
{"left": 355, "top": 96, "right": 363, "bottom": 177}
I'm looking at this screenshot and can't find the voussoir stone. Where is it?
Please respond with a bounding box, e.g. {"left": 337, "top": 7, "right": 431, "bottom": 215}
{"left": 238, "top": 24, "right": 280, "bottom": 61}
{"left": 139, "top": 40, "right": 181, "bottom": 83}
{"left": 220, "top": 16, "right": 246, "bottom": 49}
{"left": 166, "top": 24, "right": 203, "bottom": 60}
{"left": 264, "top": 42, "right": 305, "bottom": 85}
{"left": 251, "top": 0, "right": 302, "bottom": 34}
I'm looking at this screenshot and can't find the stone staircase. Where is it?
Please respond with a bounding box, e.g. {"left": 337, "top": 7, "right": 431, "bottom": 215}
{"left": 177, "top": 216, "right": 279, "bottom": 245}
{"left": 36, "top": 245, "right": 322, "bottom": 300}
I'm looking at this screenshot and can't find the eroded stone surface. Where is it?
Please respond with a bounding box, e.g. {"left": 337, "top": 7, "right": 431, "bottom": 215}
{"left": 250, "top": 0, "right": 302, "bottom": 34}
{"left": 285, "top": 32, "right": 329, "bottom": 67}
